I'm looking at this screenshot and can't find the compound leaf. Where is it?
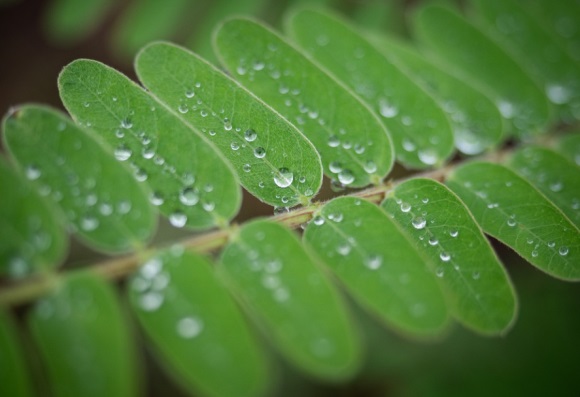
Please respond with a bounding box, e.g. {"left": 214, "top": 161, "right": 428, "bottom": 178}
{"left": 381, "top": 178, "right": 517, "bottom": 334}
{"left": 128, "top": 248, "right": 269, "bottom": 397}
{"left": 28, "top": 272, "right": 138, "bottom": 397}
{"left": 414, "top": 5, "right": 552, "bottom": 138}
{"left": 447, "top": 162, "right": 580, "bottom": 280}
{"left": 214, "top": 17, "right": 394, "bottom": 187}
{"left": 0, "top": 157, "right": 67, "bottom": 277}
{"left": 220, "top": 220, "right": 361, "bottom": 380}
{"left": 59, "top": 59, "right": 241, "bottom": 230}
{"left": 304, "top": 197, "right": 450, "bottom": 337}
{"left": 3, "top": 105, "right": 155, "bottom": 253}
{"left": 287, "top": 7, "right": 454, "bottom": 168}
{"left": 136, "top": 42, "right": 322, "bottom": 207}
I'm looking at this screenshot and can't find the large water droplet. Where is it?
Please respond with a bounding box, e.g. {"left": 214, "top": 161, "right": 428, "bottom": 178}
{"left": 338, "top": 169, "right": 354, "bottom": 185}
{"left": 150, "top": 192, "right": 164, "bottom": 206}
{"left": 114, "top": 145, "right": 132, "bottom": 161}
{"left": 400, "top": 202, "right": 411, "bottom": 212}
{"left": 169, "top": 211, "right": 187, "bottom": 228}
{"left": 176, "top": 316, "right": 203, "bottom": 339}
{"left": 329, "top": 161, "right": 342, "bottom": 173}
{"left": 244, "top": 129, "right": 257, "bottom": 142}
{"left": 274, "top": 168, "right": 293, "bottom": 188}
{"left": 364, "top": 160, "right": 377, "bottom": 174}
{"left": 179, "top": 187, "right": 199, "bottom": 206}
{"left": 412, "top": 217, "right": 426, "bottom": 230}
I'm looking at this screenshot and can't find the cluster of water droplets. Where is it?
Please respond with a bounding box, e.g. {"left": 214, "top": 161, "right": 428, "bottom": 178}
{"left": 246, "top": 248, "right": 291, "bottom": 303}
{"left": 131, "top": 256, "right": 171, "bottom": 312}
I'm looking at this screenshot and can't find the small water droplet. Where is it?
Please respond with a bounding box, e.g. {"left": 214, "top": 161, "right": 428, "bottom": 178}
{"left": 176, "top": 316, "right": 203, "bottom": 339}
{"left": 230, "top": 141, "right": 240, "bottom": 151}
{"left": 139, "top": 292, "right": 164, "bottom": 311}
{"left": 254, "top": 147, "right": 266, "bottom": 158}
{"left": 80, "top": 215, "right": 99, "bottom": 231}
{"left": 548, "top": 241, "right": 555, "bottom": 248}
{"left": 223, "top": 118, "right": 232, "bottom": 131}
{"left": 507, "top": 218, "right": 517, "bottom": 227}
{"left": 185, "top": 89, "right": 195, "bottom": 98}
{"left": 440, "top": 252, "right": 451, "bottom": 262}
{"left": 120, "top": 118, "right": 133, "bottom": 129}
{"left": 328, "top": 135, "right": 340, "bottom": 147}
{"left": 436, "top": 267, "right": 445, "bottom": 277}
{"left": 364, "top": 160, "right": 377, "bottom": 174}
{"left": 378, "top": 98, "right": 398, "bottom": 118}
{"left": 135, "top": 168, "right": 148, "bottom": 182}
{"left": 328, "top": 212, "right": 343, "bottom": 222}
{"left": 178, "top": 104, "right": 189, "bottom": 114}
{"left": 559, "top": 246, "right": 569, "bottom": 256}
{"left": 243, "top": 164, "right": 251, "bottom": 173}
{"left": 364, "top": 254, "right": 382, "bottom": 270}
{"left": 336, "top": 242, "right": 351, "bottom": 256}
{"left": 549, "top": 181, "right": 563, "bottom": 192}
{"left": 412, "top": 217, "right": 426, "bottom": 230}
{"left": 202, "top": 201, "right": 215, "bottom": 212}
{"left": 169, "top": 212, "right": 187, "bottom": 228}
{"left": 114, "top": 145, "right": 132, "bottom": 161}
{"left": 312, "top": 216, "right": 325, "bottom": 226}
{"left": 402, "top": 138, "right": 416, "bottom": 152}
{"left": 418, "top": 149, "right": 438, "bottom": 165}
{"left": 274, "top": 168, "right": 293, "bottom": 188}
{"left": 449, "top": 229, "right": 458, "bottom": 238}
{"left": 400, "top": 202, "right": 411, "bottom": 212}
{"left": 244, "top": 129, "right": 257, "bottom": 142}
{"left": 273, "top": 288, "right": 290, "bottom": 302}
{"left": 428, "top": 236, "right": 438, "bottom": 246}
{"left": 150, "top": 192, "right": 164, "bottom": 206}
{"left": 338, "top": 169, "right": 354, "bottom": 185}
{"left": 532, "top": 250, "right": 539, "bottom": 258}
{"left": 472, "top": 271, "right": 480, "bottom": 280}
{"left": 25, "top": 164, "right": 41, "bottom": 180}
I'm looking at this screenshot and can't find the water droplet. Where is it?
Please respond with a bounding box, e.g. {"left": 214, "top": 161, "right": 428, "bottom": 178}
{"left": 336, "top": 243, "right": 351, "bottom": 256}
{"left": 507, "top": 218, "right": 517, "bottom": 227}
{"left": 472, "top": 271, "right": 480, "bottom": 280}
{"left": 546, "top": 84, "right": 571, "bottom": 104}
{"left": 418, "top": 149, "right": 438, "bottom": 165}
{"left": 253, "top": 60, "right": 265, "bottom": 71}
{"left": 114, "top": 145, "right": 132, "bottom": 161}
{"left": 80, "top": 216, "right": 99, "bottom": 231}
{"left": 135, "top": 168, "right": 148, "bottom": 182}
{"left": 202, "top": 201, "right": 215, "bottom": 212}
{"left": 244, "top": 129, "right": 257, "bottom": 142}
{"left": 99, "top": 202, "right": 113, "bottom": 216}
{"left": 241, "top": 163, "right": 251, "bottom": 173}
{"left": 338, "top": 169, "right": 354, "bottom": 185}
{"left": 412, "top": 217, "right": 426, "bottom": 230}
{"left": 230, "top": 141, "right": 240, "bottom": 151}
{"left": 364, "top": 254, "right": 382, "bottom": 270}
{"left": 176, "top": 316, "right": 203, "bottom": 339}
{"left": 265, "top": 260, "right": 282, "bottom": 273}
{"left": 364, "top": 160, "right": 377, "bottom": 174}
{"left": 400, "top": 202, "right": 411, "bottom": 212}
{"left": 312, "top": 216, "right": 325, "bottom": 226}
{"left": 274, "top": 168, "right": 293, "bottom": 188}
{"left": 440, "top": 252, "right": 451, "bottom": 262}
{"left": 185, "top": 89, "right": 195, "bottom": 98}
{"left": 115, "top": 129, "right": 125, "bottom": 138}
{"left": 254, "top": 147, "right": 266, "bottom": 158}
{"left": 140, "top": 292, "right": 164, "bottom": 311}
{"left": 223, "top": 118, "right": 232, "bottom": 131}
{"left": 559, "top": 246, "right": 569, "bottom": 256}
{"left": 402, "top": 138, "right": 416, "bottom": 152}
{"left": 328, "top": 135, "right": 340, "bottom": 147}
{"left": 169, "top": 212, "right": 187, "bottom": 228}
{"left": 428, "top": 236, "right": 439, "bottom": 246}
{"left": 25, "top": 164, "right": 41, "bottom": 180}
{"left": 549, "top": 181, "right": 563, "bottom": 192}
{"left": 273, "top": 288, "right": 290, "bottom": 302}
{"left": 449, "top": 229, "right": 458, "bottom": 237}
{"left": 328, "top": 212, "right": 343, "bottom": 222}
{"left": 120, "top": 118, "right": 133, "bottom": 129}
{"left": 178, "top": 104, "right": 188, "bottom": 114}
{"left": 150, "top": 192, "right": 164, "bottom": 206}
{"left": 487, "top": 202, "right": 499, "bottom": 209}
{"left": 179, "top": 187, "right": 199, "bottom": 206}
{"left": 531, "top": 250, "right": 539, "bottom": 258}
{"left": 117, "top": 200, "right": 131, "bottom": 214}
{"left": 436, "top": 267, "right": 444, "bottom": 277}
{"left": 548, "top": 241, "right": 555, "bottom": 248}
{"left": 378, "top": 98, "right": 398, "bottom": 118}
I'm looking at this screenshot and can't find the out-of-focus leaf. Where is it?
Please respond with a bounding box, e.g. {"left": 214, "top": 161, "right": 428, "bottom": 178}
{"left": 129, "top": 248, "right": 269, "bottom": 397}
{"left": 214, "top": 17, "right": 394, "bottom": 187}
{"left": 136, "top": 42, "right": 322, "bottom": 207}
{"left": 447, "top": 162, "right": 580, "bottom": 280}
{"left": 220, "top": 220, "right": 361, "bottom": 380}
{"left": 59, "top": 59, "right": 241, "bottom": 230}
{"left": 28, "top": 272, "right": 138, "bottom": 397}
{"left": 555, "top": 132, "right": 580, "bottom": 165}
{"left": 287, "top": 7, "right": 454, "bottom": 168}
{"left": 414, "top": 5, "right": 552, "bottom": 138}
{"left": 304, "top": 197, "right": 450, "bottom": 337}
{"left": 3, "top": 105, "right": 155, "bottom": 253}
{"left": 44, "top": 0, "right": 112, "bottom": 45}
{"left": 0, "top": 156, "right": 67, "bottom": 278}
{"left": 0, "top": 310, "right": 33, "bottom": 397}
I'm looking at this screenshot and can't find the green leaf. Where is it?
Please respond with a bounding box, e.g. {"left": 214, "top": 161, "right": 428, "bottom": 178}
{"left": 28, "top": 272, "right": 138, "bottom": 397}
{"left": 0, "top": 156, "right": 67, "bottom": 278}
{"left": 286, "top": 8, "right": 454, "bottom": 168}
{"left": 0, "top": 310, "right": 33, "bottom": 397}
{"left": 59, "top": 59, "right": 241, "bottom": 230}
{"left": 471, "top": 0, "right": 580, "bottom": 122}
{"left": 112, "top": 0, "right": 192, "bottom": 57}
{"left": 135, "top": 42, "right": 322, "bottom": 207}
{"left": 220, "top": 220, "right": 361, "bottom": 380}
{"left": 214, "top": 17, "right": 394, "bottom": 187}
{"left": 381, "top": 178, "right": 517, "bottom": 334}
{"left": 507, "top": 146, "right": 580, "bottom": 229}
{"left": 44, "top": 0, "right": 112, "bottom": 45}
{"left": 3, "top": 105, "right": 155, "bottom": 253}
{"left": 369, "top": 34, "right": 504, "bottom": 155}
{"left": 446, "top": 162, "right": 580, "bottom": 280}
{"left": 128, "top": 248, "right": 268, "bottom": 397}
{"left": 304, "top": 197, "right": 450, "bottom": 337}
{"left": 555, "top": 133, "right": 580, "bottom": 165}
{"left": 413, "top": 5, "right": 552, "bottom": 137}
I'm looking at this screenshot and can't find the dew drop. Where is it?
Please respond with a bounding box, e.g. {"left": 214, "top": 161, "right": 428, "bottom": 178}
{"left": 114, "top": 145, "right": 132, "bottom": 161}
{"left": 338, "top": 169, "right": 355, "bottom": 185}
{"left": 400, "top": 202, "right": 411, "bottom": 213}
{"left": 178, "top": 104, "right": 189, "bottom": 114}
{"left": 559, "top": 246, "right": 569, "bottom": 256}
{"left": 549, "top": 181, "right": 563, "bottom": 192}
{"left": 312, "top": 216, "right": 325, "bottom": 226}
{"left": 202, "top": 201, "right": 215, "bottom": 212}
{"left": 244, "top": 129, "right": 257, "bottom": 142}
{"left": 169, "top": 212, "right": 187, "bottom": 228}
{"left": 120, "top": 118, "right": 133, "bottom": 129}
{"left": 548, "top": 241, "right": 555, "bottom": 248}
{"left": 449, "top": 229, "right": 459, "bottom": 238}
{"left": 273, "top": 288, "right": 290, "bottom": 302}
{"left": 328, "top": 212, "right": 343, "bottom": 222}
{"left": 80, "top": 215, "right": 99, "bottom": 231}
{"left": 336, "top": 243, "right": 351, "bottom": 256}
{"left": 150, "top": 192, "right": 164, "bottom": 206}
{"left": 274, "top": 168, "right": 293, "bottom": 188}
{"left": 243, "top": 164, "right": 251, "bottom": 173}
{"left": 25, "top": 164, "right": 41, "bottom": 180}
{"left": 328, "top": 135, "right": 340, "bottom": 147}
{"left": 254, "top": 147, "right": 266, "bottom": 158}
{"left": 185, "top": 89, "right": 195, "bottom": 98}
{"left": 507, "top": 218, "right": 517, "bottom": 227}
{"left": 531, "top": 250, "right": 539, "bottom": 258}
{"left": 230, "top": 142, "right": 240, "bottom": 151}
{"left": 364, "top": 160, "right": 377, "bottom": 174}
{"left": 418, "top": 149, "right": 438, "bottom": 165}
{"left": 223, "top": 118, "right": 232, "bottom": 131}
{"left": 329, "top": 161, "right": 342, "bottom": 173}
{"left": 428, "top": 236, "right": 439, "bottom": 246}
{"left": 134, "top": 168, "right": 148, "bottom": 182}
{"left": 412, "top": 217, "right": 426, "bottom": 230}
{"left": 364, "top": 254, "right": 383, "bottom": 270}
{"left": 440, "top": 252, "right": 451, "bottom": 262}
{"left": 436, "top": 267, "right": 445, "bottom": 278}
{"left": 176, "top": 316, "right": 203, "bottom": 339}
{"left": 472, "top": 271, "right": 480, "bottom": 280}
{"left": 139, "top": 292, "right": 164, "bottom": 311}
{"left": 402, "top": 138, "right": 416, "bottom": 152}
{"left": 378, "top": 98, "right": 398, "bottom": 118}
{"left": 179, "top": 187, "right": 199, "bottom": 206}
